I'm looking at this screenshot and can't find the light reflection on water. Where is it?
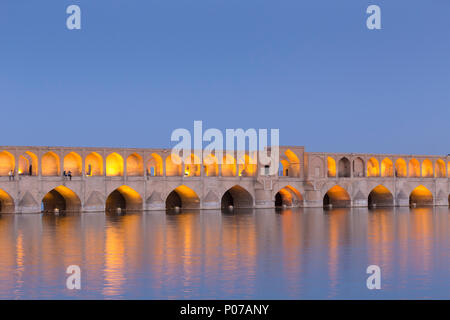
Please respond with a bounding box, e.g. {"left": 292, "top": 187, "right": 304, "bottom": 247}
{"left": 0, "top": 207, "right": 448, "bottom": 299}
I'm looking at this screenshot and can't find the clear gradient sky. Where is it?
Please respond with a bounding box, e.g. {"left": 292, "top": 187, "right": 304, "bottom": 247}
{"left": 0, "top": 1, "right": 449, "bottom": 154}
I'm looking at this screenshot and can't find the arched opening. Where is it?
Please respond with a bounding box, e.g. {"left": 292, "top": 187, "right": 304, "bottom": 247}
{"left": 327, "top": 157, "right": 336, "bottom": 177}
{"left": 280, "top": 159, "right": 289, "bottom": 177}
{"left": 323, "top": 185, "right": 351, "bottom": 208}
{"left": 238, "top": 154, "right": 257, "bottom": 177}
{"left": 368, "top": 185, "right": 394, "bottom": 207}
{"left": 338, "top": 157, "right": 351, "bottom": 177}
{"left": 395, "top": 158, "right": 407, "bottom": 177}
{"left": 165, "top": 185, "right": 200, "bottom": 210}
{"left": 42, "top": 152, "right": 60, "bottom": 176}
{"left": 204, "top": 154, "right": 219, "bottom": 177}
{"left": 353, "top": 157, "right": 364, "bottom": 177}
{"left": 184, "top": 154, "right": 201, "bottom": 177}
{"left": 435, "top": 159, "right": 446, "bottom": 178}
{"left": 275, "top": 185, "right": 303, "bottom": 207}
{"left": 381, "top": 158, "right": 393, "bottom": 177}
{"left": 409, "top": 185, "right": 433, "bottom": 207}
{"left": 165, "top": 154, "right": 182, "bottom": 176}
{"left": 147, "top": 153, "right": 163, "bottom": 176}
{"left": 18, "top": 156, "right": 29, "bottom": 176}
{"left": 0, "top": 151, "right": 15, "bottom": 176}
{"left": 126, "top": 153, "right": 144, "bottom": 176}
{"left": 367, "top": 158, "right": 380, "bottom": 177}
{"left": 106, "top": 185, "right": 143, "bottom": 212}
{"left": 64, "top": 152, "right": 82, "bottom": 176}
{"left": 221, "top": 185, "right": 253, "bottom": 208}
{"left": 106, "top": 153, "right": 124, "bottom": 176}
{"left": 85, "top": 152, "right": 103, "bottom": 176}
{"left": 284, "top": 149, "right": 300, "bottom": 177}
{"left": 22, "top": 151, "right": 38, "bottom": 176}
{"left": 222, "top": 154, "right": 236, "bottom": 177}
{"left": 0, "top": 189, "right": 15, "bottom": 213}
{"left": 421, "top": 159, "right": 433, "bottom": 178}
{"left": 41, "top": 186, "right": 81, "bottom": 213}
{"left": 409, "top": 159, "right": 420, "bottom": 178}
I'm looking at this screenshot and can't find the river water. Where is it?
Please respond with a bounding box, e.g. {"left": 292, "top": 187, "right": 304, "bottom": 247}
{"left": 0, "top": 207, "right": 448, "bottom": 299}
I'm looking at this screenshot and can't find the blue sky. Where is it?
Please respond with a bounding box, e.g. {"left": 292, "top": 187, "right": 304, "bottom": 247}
{"left": 0, "top": 1, "right": 449, "bottom": 154}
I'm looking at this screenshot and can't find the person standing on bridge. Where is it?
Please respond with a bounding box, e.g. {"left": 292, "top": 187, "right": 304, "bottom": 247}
{"left": 68, "top": 171, "right": 72, "bottom": 181}
{"left": 8, "top": 170, "right": 13, "bottom": 181}
{"left": 29, "top": 164, "right": 32, "bottom": 176}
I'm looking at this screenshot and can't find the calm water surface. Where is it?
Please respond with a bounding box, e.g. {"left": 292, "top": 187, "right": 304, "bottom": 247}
{"left": 0, "top": 207, "right": 448, "bottom": 299}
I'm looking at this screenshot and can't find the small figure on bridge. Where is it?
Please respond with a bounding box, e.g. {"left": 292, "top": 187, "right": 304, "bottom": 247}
{"left": 68, "top": 171, "right": 72, "bottom": 181}
{"left": 29, "top": 164, "right": 33, "bottom": 176}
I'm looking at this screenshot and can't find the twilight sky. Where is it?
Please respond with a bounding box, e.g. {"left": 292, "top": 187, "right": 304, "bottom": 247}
{"left": 0, "top": 1, "right": 449, "bottom": 155}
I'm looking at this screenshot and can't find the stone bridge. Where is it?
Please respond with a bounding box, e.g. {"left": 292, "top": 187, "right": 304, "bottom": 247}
{"left": 0, "top": 146, "right": 448, "bottom": 213}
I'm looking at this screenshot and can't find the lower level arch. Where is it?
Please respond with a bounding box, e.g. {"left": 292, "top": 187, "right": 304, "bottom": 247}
{"left": 221, "top": 185, "right": 253, "bottom": 209}
{"left": 165, "top": 185, "right": 200, "bottom": 210}
{"left": 42, "top": 186, "right": 81, "bottom": 213}
{"left": 106, "top": 185, "right": 143, "bottom": 212}
{"left": 0, "top": 189, "right": 15, "bottom": 213}
{"left": 323, "top": 185, "right": 351, "bottom": 208}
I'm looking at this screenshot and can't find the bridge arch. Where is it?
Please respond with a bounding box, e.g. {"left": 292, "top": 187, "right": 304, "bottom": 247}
{"left": 222, "top": 154, "right": 236, "bottom": 177}
{"left": 184, "top": 153, "right": 201, "bottom": 177}
{"left": 283, "top": 149, "right": 300, "bottom": 177}
{"left": 408, "top": 158, "right": 420, "bottom": 178}
{"left": 106, "top": 185, "right": 143, "bottom": 212}
{"left": 204, "top": 154, "right": 219, "bottom": 177}
{"left": 368, "top": 185, "right": 394, "bottom": 207}
{"left": 126, "top": 153, "right": 144, "bottom": 176}
{"left": 238, "top": 154, "right": 256, "bottom": 177}
{"left": 221, "top": 185, "right": 253, "bottom": 208}
{"left": 323, "top": 185, "right": 351, "bottom": 208}
{"left": 147, "top": 153, "right": 163, "bottom": 176}
{"left": 0, "top": 188, "right": 15, "bottom": 213}
{"left": 0, "top": 151, "right": 15, "bottom": 176}
{"left": 338, "top": 157, "right": 350, "bottom": 177}
{"left": 42, "top": 186, "right": 81, "bottom": 213}
{"left": 381, "top": 158, "right": 394, "bottom": 177}
{"left": 435, "top": 159, "right": 446, "bottom": 178}
{"left": 165, "top": 154, "right": 182, "bottom": 176}
{"left": 85, "top": 152, "right": 103, "bottom": 176}
{"left": 353, "top": 157, "right": 364, "bottom": 177}
{"left": 275, "top": 185, "right": 303, "bottom": 207}
{"left": 64, "top": 152, "right": 82, "bottom": 176}
{"left": 421, "top": 159, "right": 433, "bottom": 178}
{"left": 367, "top": 158, "right": 380, "bottom": 177}
{"left": 106, "top": 152, "right": 124, "bottom": 176}
{"left": 395, "top": 158, "right": 407, "bottom": 177}
{"left": 42, "top": 152, "right": 60, "bottom": 176}
{"left": 327, "top": 157, "right": 336, "bottom": 177}
{"left": 409, "top": 185, "right": 433, "bottom": 207}
{"left": 165, "top": 185, "right": 200, "bottom": 210}
{"left": 17, "top": 151, "right": 38, "bottom": 176}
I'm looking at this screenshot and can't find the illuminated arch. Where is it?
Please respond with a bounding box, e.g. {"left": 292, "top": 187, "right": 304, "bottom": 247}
{"left": 85, "top": 152, "right": 103, "bottom": 176}
{"left": 408, "top": 158, "right": 420, "bottom": 178}
{"left": 165, "top": 185, "right": 200, "bottom": 210}
{"left": 165, "top": 154, "right": 182, "bottom": 176}
{"left": 18, "top": 152, "right": 38, "bottom": 175}
{"left": 353, "top": 157, "right": 364, "bottom": 177}
{"left": 368, "top": 185, "right": 394, "bottom": 207}
{"left": 42, "top": 186, "right": 81, "bottom": 213}
{"left": 338, "top": 157, "right": 351, "bottom": 177}
{"left": 184, "top": 153, "right": 201, "bottom": 177}
{"left": 221, "top": 185, "right": 253, "bottom": 208}
{"left": 409, "top": 185, "right": 433, "bottom": 207}
{"left": 42, "top": 152, "right": 60, "bottom": 176}
{"left": 380, "top": 158, "right": 393, "bottom": 177}
{"left": 222, "top": 154, "right": 236, "bottom": 177}
{"left": 0, "top": 151, "right": 15, "bottom": 176}
{"left": 64, "top": 152, "right": 82, "bottom": 176}
{"left": 204, "top": 154, "right": 219, "bottom": 177}
{"left": 238, "top": 154, "right": 256, "bottom": 177}
{"left": 367, "top": 158, "right": 380, "bottom": 177}
{"left": 395, "top": 158, "right": 407, "bottom": 177}
{"left": 421, "top": 159, "right": 433, "bottom": 178}
{"left": 275, "top": 185, "right": 303, "bottom": 207}
{"left": 106, "top": 185, "right": 143, "bottom": 212}
{"left": 0, "top": 188, "right": 15, "bottom": 213}
{"left": 147, "top": 153, "right": 163, "bottom": 176}
{"left": 283, "top": 149, "right": 300, "bottom": 177}
{"left": 106, "top": 152, "right": 124, "bottom": 176}
{"left": 435, "top": 159, "right": 446, "bottom": 178}
{"left": 323, "top": 185, "right": 351, "bottom": 208}
{"left": 280, "top": 159, "right": 289, "bottom": 177}
{"left": 327, "top": 157, "right": 336, "bottom": 177}
{"left": 126, "top": 153, "right": 144, "bottom": 176}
